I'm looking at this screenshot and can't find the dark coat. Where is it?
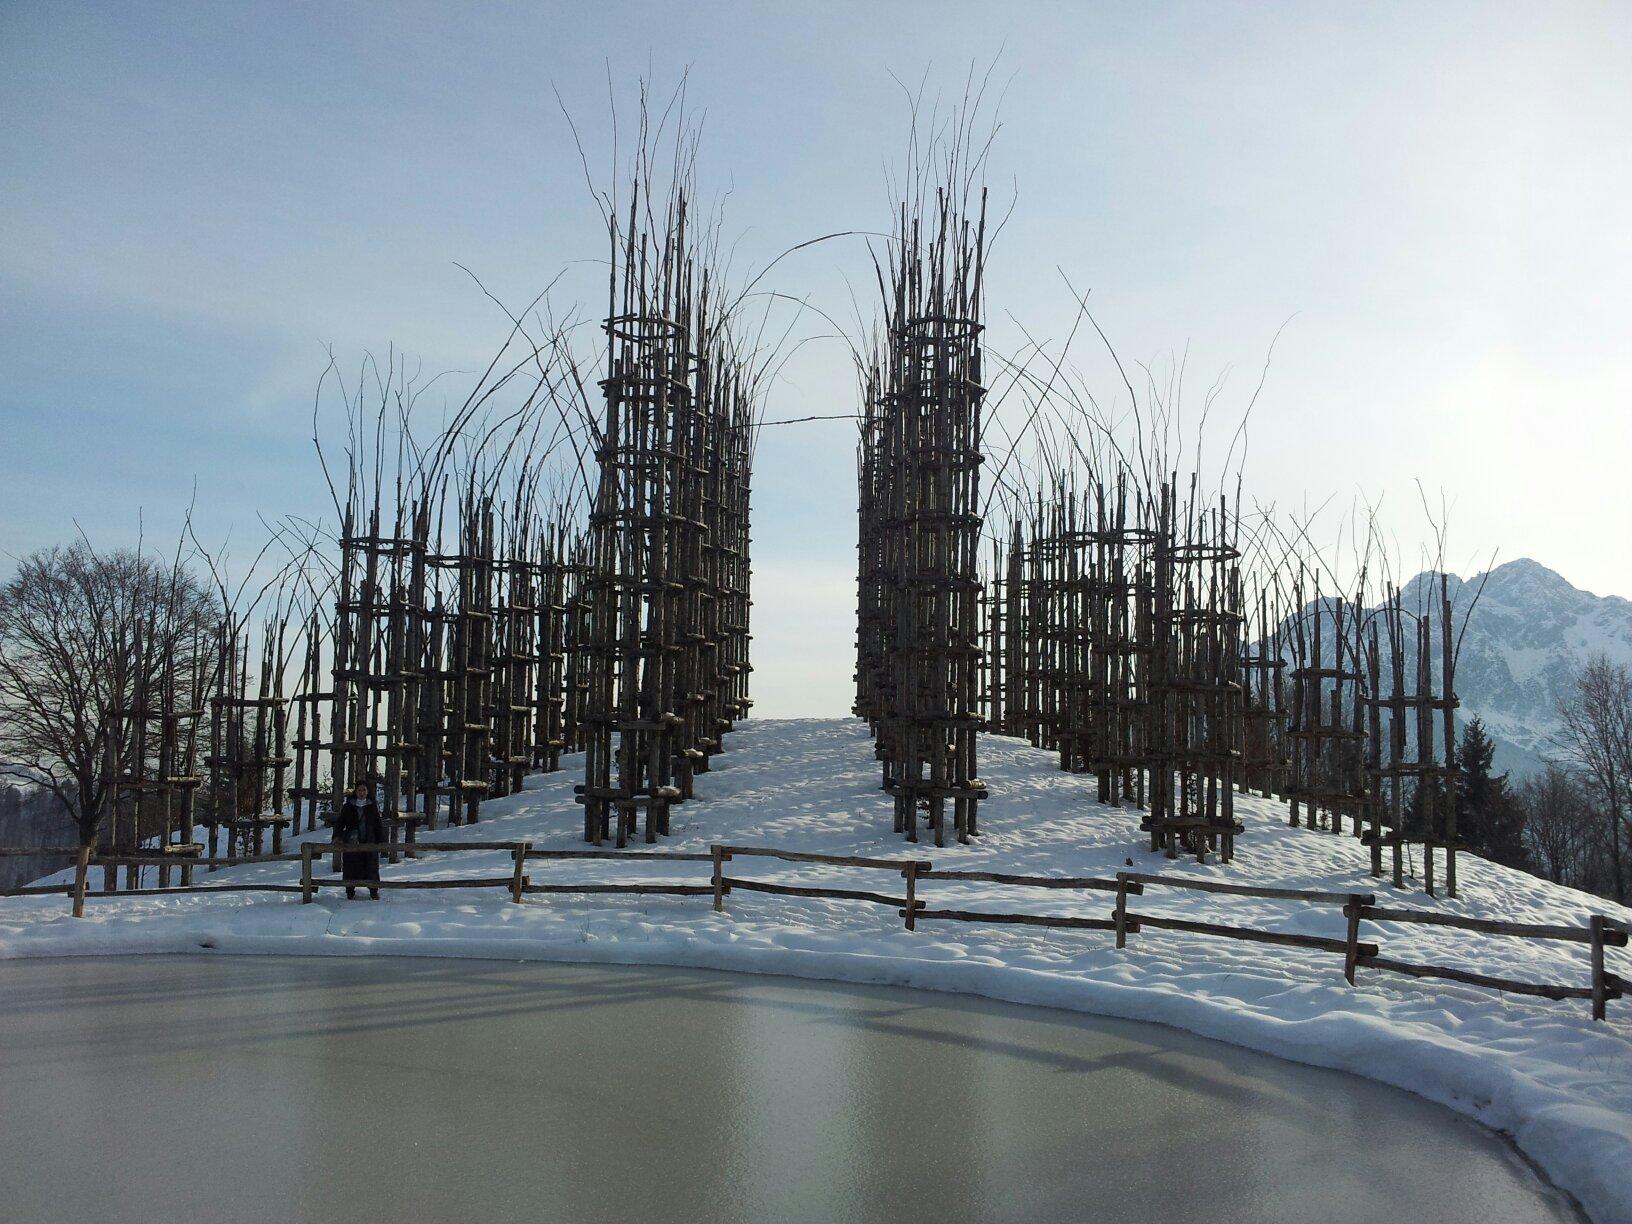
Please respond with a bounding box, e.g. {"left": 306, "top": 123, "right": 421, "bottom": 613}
{"left": 334, "top": 797, "right": 385, "bottom": 882}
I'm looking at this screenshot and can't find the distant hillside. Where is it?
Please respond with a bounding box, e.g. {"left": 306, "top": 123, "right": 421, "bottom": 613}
{"left": 0, "top": 782, "right": 76, "bottom": 890}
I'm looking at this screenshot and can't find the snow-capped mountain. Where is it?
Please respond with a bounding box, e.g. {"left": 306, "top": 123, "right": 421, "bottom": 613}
{"left": 1339, "top": 559, "right": 1632, "bottom": 776}
{"left": 1267, "top": 559, "right": 1632, "bottom": 777}
{"left": 1409, "top": 559, "right": 1632, "bottom": 775}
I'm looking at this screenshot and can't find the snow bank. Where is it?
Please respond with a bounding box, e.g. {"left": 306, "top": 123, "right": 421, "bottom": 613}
{"left": 4, "top": 719, "right": 1630, "bottom": 1221}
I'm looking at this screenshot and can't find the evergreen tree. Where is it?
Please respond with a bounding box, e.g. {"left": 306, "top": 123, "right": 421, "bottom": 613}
{"left": 1402, "top": 776, "right": 1443, "bottom": 842}
{"left": 1457, "top": 717, "right": 1528, "bottom": 869}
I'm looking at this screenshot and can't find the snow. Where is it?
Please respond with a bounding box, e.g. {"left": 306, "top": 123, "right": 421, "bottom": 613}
{"left": 4, "top": 718, "right": 1631, "bottom": 1221}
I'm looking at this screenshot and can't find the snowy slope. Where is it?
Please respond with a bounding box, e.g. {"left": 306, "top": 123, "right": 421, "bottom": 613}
{"left": 4, "top": 719, "right": 1631, "bottom": 1221}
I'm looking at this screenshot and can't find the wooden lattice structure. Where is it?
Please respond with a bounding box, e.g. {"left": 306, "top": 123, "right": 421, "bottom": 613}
{"left": 973, "top": 471, "right": 1249, "bottom": 862}
{"left": 1364, "top": 575, "right": 1461, "bottom": 895}
{"left": 11, "top": 89, "right": 1502, "bottom": 907}
{"left": 446, "top": 493, "right": 496, "bottom": 826}
{"left": 289, "top": 610, "right": 330, "bottom": 835}
{"left": 104, "top": 626, "right": 206, "bottom": 889}
{"left": 531, "top": 521, "right": 574, "bottom": 773}
{"left": 330, "top": 496, "right": 431, "bottom": 840}
{"left": 203, "top": 616, "right": 290, "bottom": 861}
{"left": 1285, "top": 571, "right": 1368, "bottom": 838}
{"left": 1239, "top": 580, "right": 1290, "bottom": 798}
{"left": 1143, "top": 481, "right": 1244, "bottom": 861}
{"left": 578, "top": 173, "right": 759, "bottom": 847}
{"left": 857, "top": 182, "right": 989, "bottom": 847}
{"left": 1084, "top": 479, "right": 1156, "bottom": 808}
{"left": 492, "top": 518, "right": 536, "bottom": 801}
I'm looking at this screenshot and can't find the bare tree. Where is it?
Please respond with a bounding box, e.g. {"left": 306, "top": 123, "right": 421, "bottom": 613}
{"left": 1554, "top": 654, "right": 1632, "bottom": 903}
{"left": 0, "top": 541, "right": 217, "bottom": 847}
{"left": 1517, "top": 763, "right": 1596, "bottom": 889}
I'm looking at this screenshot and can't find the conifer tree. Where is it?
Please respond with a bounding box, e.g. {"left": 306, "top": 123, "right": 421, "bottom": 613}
{"left": 1458, "top": 717, "right": 1528, "bottom": 869}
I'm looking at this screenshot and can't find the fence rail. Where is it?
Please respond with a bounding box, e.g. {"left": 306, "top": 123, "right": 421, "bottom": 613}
{"left": 10, "top": 838, "right": 1627, "bottom": 1021}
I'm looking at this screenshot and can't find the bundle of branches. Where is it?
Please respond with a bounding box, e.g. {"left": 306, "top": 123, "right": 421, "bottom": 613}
{"left": 857, "top": 105, "right": 991, "bottom": 848}
{"left": 307, "top": 308, "right": 596, "bottom": 840}
{"left": 577, "top": 98, "right": 764, "bottom": 847}
{"left": 966, "top": 259, "right": 1266, "bottom": 862}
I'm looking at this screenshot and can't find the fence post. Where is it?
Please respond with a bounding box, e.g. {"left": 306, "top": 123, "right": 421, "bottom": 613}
{"left": 1591, "top": 915, "right": 1608, "bottom": 1021}
{"left": 903, "top": 862, "right": 919, "bottom": 931}
{"left": 510, "top": 842, "right": 529, "bottom": 904}
{"left": 300, "top": 843, "right": 314, "bottom": 904}
{"left": 70, "top": 845, "right": 91, "bottom": 918}
{"left": 1343, "top": 895, "right": 1364, "bottom": 985}
{"left": 711, "top": 845, "right": 728, "bottom": 912}
{"left": 1114, "top": 873, "right": 1131, "bottom": 949}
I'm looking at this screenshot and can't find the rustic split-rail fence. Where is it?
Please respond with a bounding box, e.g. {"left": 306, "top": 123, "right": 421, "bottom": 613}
{"left": 4, "top": 837, "right": 1626, "bottom": 1022}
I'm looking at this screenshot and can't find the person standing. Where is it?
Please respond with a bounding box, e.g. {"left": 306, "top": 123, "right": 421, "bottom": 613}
{"left": 334, "top": 781, "right": 385, "bottom": 900}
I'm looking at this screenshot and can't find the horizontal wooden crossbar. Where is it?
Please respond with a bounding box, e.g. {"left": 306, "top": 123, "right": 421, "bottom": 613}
{"left": 1127, "top": 911, "right": 1378, "bottom": 957}
{"left": 1123, "top": 872, "right": 1370, "bottom": 906}
{"left": 91, "top": 853, "right": 305, "bottom": 868}
{"left": 522, "top": 883, "right": 714, "bottom": 897}
{"left": 913, "top": 908, "right": 1127, "bottom": 932}
{"left": 310, "top": 876, "right": 521, "bottom": 891}
{"left": 921, "top": 868, "right": 1131, "bottom": 892}
{"left": 719, "top": 877, "right": 912, "bottom": 909}
{"left": 0, "top": 884, "right": 73, "bottom": 897}
{"left": 716, "top": 845, "right": 932, "bottom": 872}
{"left": 1357, "top": 955, "right": 1605, "bottom": 1002}
{"left": 81, "top": 883, "right": 306, "bottom": 897}
{"left": 526, "top": 848, "right": 713, "bottom": 863}
{"left": 1363, "top": 905, "right": 1630, "bottom": 946}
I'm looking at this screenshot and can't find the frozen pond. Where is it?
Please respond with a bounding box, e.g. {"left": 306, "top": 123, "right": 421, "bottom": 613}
{"left": 0, "top": 956, "right": 1579, "bottom": 1223}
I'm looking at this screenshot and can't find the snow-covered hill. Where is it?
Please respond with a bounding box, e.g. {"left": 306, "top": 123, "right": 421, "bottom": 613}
{"left": 2, "top": 719, "right": 1630, "bottom": 1220}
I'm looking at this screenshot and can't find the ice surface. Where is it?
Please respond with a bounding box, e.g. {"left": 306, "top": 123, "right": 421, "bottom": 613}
{"left": 4, "top": 719, "right": 1630, "bottom": 1221}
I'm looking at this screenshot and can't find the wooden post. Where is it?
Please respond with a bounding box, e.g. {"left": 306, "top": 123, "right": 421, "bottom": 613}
{"left": 711, "top": 845, "right": 728, "bottom": 912}
{"left": 1591, "top": 914, "right": 1608, "bottom": 1021}
{"left": 510, "top": 842, "right": 529, "bottom": 904}
{"left": 300, "top": 842, "right": 314, "bottom": 905}
{"left": 1343, "top": 895, "right": 1364, "bottom": 985}
{"left": 1440, "top": 574, "right": 1459, "bottom": 899}
{"left": 902, "top": 861, "right": 919, "bottom": 931}
{"left": 1114, "top": 872, "right": 1130, "bottom": 949}
{"left": 70, "top": 845, "right": 91, "bottom": 918}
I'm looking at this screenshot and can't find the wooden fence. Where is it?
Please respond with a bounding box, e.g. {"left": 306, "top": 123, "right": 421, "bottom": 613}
{"left": 5, "top": 840, "right": 1627, "bottom": 1022}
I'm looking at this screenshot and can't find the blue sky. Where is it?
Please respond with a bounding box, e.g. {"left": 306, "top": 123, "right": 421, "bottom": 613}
{"left": 3, "top": 1, "right": 1630, "bottom": 715}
